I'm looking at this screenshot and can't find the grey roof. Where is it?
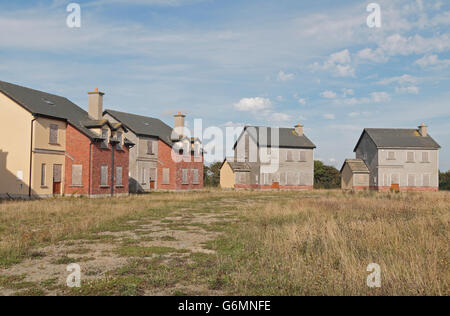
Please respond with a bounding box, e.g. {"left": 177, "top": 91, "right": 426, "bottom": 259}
{"left": 340, "top": 159, "right": 369, "bottom": 174}
{"left": 0, "top": 80, "right": 101, "bottom": 140}
{"left": 226, "top": 161, "right": 252, "bottom": 172}
{"left": 234, "top": 126, "right": 316, "bottom": 149}
{"left": 104, "top": 109, "right": 175, "bottom": 146}
{"left": 354, "top": 128, "right": 441, "bottom": 152}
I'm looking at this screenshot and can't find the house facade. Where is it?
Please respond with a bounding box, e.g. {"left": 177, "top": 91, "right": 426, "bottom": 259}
{"left": 342, "top": 124, "right": 440, "bottom": 192}
{"left": 340, "top": 159, "right": 370, "bottom": 191}
{"left": 0, "top": 81, "right": 133, "bottom": 198}
{"left": 103, "top": 110, "right": 204, "bottom": 192}
{"left": 220, "top": 124, "right": 316, "bottom": 190}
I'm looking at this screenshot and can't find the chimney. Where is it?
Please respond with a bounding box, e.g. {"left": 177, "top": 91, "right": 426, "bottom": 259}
{"left": 418, "top": 123, "right": 428, "bottom": 137}
{"left": 88, "top": 88, "right": 105, "bottom": 120}
{"left": 294, "top": 123, "right": 304, "bottom": 136}
{"left": 174, "top": 112, "right": 186, "bottom": 138}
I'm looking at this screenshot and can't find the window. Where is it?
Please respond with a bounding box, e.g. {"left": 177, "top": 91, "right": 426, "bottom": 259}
{"left": 150, "top": 168, "right": 157, "bottom": 182}
{"left": 408, "top": 174, "right": 416, "bottom": 187}
{"left": 194, "top": 143, "right": 201, "bottom": 158}
{"left": 49, "top": 125, "right": 58, "bottom": 144}
{"left": 280, "top": 172, "right": 287, "bottom": 185}
{"left": 407, "top": 152, "right": 415, "bottom": 163}
{"left": 423, "top": 174, "right": 431, "bottom": 187}
{"left": 391, "top": 174, "right": 400, "bottom": 185}
{"left": 141, "top": 168, "right": 147, "bottom": 185}
{"left": 116, "top": 166, "right": 123, "bottom": 186}
{"left": 41, "top": 164, "right": 46, "bottom": 187}
{"left": 387, "top": 152, "right": 396, "bottom": 160}
{"left": 286, "top": 150, "right": 293, "bottom": 162}
{"left": 422, "top": 152, "right": 429, "bottom": 163}
{"left": 72, "top": 165, "right": 82, "bottom": 186}
{"left": 182, "top": 169, "right": 189, "bottom": 185}
{"left": 100, "top": 165, "right": 108, "bottom": 186}
{"left": 162, "top": 168, "right": 170, "bottom": 185}
{"left": 101, "top": 129, "right": 109, "bottom": 148}
{"left": 116, "top": 132, "right": 123, "bottom": 150}
{"left": 147, "top": 140, "right": 154, "bottom": 155}
{"left": 192, "top": 169, "right": 199, "bottom": 185}
{"left": 300, "top": 151, "right": 307, "bottom": 162}
{"left": 287, "top": 172, "right": 297, "bottom": 185}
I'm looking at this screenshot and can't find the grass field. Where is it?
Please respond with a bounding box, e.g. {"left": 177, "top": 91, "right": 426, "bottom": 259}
{"left": 0, "top": 190, "right": 448, "bottom": 296}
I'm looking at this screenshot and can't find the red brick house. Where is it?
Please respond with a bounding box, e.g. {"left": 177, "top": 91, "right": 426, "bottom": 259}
{"left": 103, "top": 110, "right": 204, "bottom": 192}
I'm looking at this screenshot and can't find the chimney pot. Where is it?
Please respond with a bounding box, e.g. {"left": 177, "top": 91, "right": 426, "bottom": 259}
{"left": 418, "top": 123, "right": 428, "bottom": 137}
{"left": 295, "top": 123, "right": 304, "bottom": 136}
{"left": 88, "top": 89, "right": 104, "bottom": 120}
{"left": 174, "top": 112, "right": 186, "bottom": 139}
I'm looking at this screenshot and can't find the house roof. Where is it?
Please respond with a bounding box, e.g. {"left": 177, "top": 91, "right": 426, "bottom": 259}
{"left": 104, "top": 109, "right": 175, "bottom": 146}
{"left": 340, "top": 159, "right": 370, "bottom": 174}
{"left": 221, "top": 158, "right": 253, "bottom": 172}
{"left": 354, "top": 128, "right": 441, "bottom": 152}
{"left": 233, "top": 126, "right": 316, "bottom": 149}
{"left": 0, "top": 80, "right": 105, "bottom": 140}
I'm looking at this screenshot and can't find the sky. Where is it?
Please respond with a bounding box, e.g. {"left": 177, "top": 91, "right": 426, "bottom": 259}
{"left": 0, "top": 0, "right": 449, "bottom": 169}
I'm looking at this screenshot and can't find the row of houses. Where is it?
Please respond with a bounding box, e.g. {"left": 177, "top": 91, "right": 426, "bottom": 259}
{"left": 0, "top": 80, "right": 442, "bottom": 198}
{"left": 220, "top": 123, "right": 440, "bottom": 192}
{"left": 0, "top": 81, "right": 203, "bottom": 198}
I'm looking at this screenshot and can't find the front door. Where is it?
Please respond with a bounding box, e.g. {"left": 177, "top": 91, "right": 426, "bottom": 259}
{"left": 53, "top": 164, "right": 62, "bottom": 195}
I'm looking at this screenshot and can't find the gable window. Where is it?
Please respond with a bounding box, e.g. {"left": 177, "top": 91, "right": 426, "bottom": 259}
{"left": 162, "top": 168, "right": 170, "bottom": 185}
{"left": 49, "top": 124, "right": 58, "bottom": 144}
{"left": 100, "top": 165, "right": 108, "bottom": 186}
{"left": 422, "top": 152, "right": 429, "bottom": 163}
{"left": 71, "top": 164, "right": 82, "bottom": 186}
{"left": 387, "top": 152, "right": 396, "bottom": 160}
{"left": 101, "top": 129, "right": 109, "bottom": 148}
{"left": 182, "top": 169, "right": 189, "bottom": 185}
{"left": 116, "top": 132, "right": 123, "bottom": 150}
{"left": 116, "top": 166, "right": 123, "bottom": 186}
{"left": 407, "top": 152, "right": 415, "bottom": 163}
{"left": 194, "top": 143, "right": 201, "bottom": 158}
{"left": 41, "top": 164, "right": 46, "bottom": 187}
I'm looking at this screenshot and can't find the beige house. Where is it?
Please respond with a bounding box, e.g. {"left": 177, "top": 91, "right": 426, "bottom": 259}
{"left": 340, "top": 159, "right": 370, "bottom": 191}
{"left": 220, "top": 160, "right": 252, "bottom": 189}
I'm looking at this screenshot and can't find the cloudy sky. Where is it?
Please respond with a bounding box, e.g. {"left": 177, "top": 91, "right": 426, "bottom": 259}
{"left": 1, "top": 0, "right": 449, "bottom": 169}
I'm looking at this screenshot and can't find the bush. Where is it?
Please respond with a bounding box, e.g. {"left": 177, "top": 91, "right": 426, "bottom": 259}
{"left": 439, "top": 171, "right": 450, "bottom": 190}
{"left": 314, "top": 160, "right": 341, "bottom": 189}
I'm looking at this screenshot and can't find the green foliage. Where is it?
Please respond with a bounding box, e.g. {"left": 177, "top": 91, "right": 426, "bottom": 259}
{"left": 439, "top": 171, "right": 450, "bottom": 190}
{"left": 314, "top": 160, "right": 341, "bottom": 189}
{"left": 204, "top": 161, "right": 222, "bottom": 187}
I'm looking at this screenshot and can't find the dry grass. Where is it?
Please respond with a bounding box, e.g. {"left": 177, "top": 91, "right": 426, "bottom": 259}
{"left": 219, "top": 190, "right": 449, "bottom": 296}
{"left": 0, "top": 189, "right": 448, "bottom": 296}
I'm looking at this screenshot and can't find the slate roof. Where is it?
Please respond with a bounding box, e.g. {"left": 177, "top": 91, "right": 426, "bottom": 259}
{"left": 226, "top": 160, "right": 252, "bottom": 172}
{"left": 233, "top": 126, "right": 316, "bottom": 149}
{"left": 340, "top": 159, "right": 370, "bottom": 174}
{"left": 354, "top": 128, "right": 441, "bottom": 152}
{"left": 104, "top": 109, "right": 175, "bottom": 146}
{"left": 0, "top": 80, "right": 103, "bottom": 140}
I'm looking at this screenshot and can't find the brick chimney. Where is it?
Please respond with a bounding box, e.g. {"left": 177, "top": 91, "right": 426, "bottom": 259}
{"left": 88, "top": 88, "right": 104, "bottom": 120}
{"left": 294, "top": 123, "right": 304, "bottom": 136}
{"left": 418, "top": 123, "right": 428, "bottom": 137}
{"left": 174, "top": 112, "right": 186, "bottom": 138}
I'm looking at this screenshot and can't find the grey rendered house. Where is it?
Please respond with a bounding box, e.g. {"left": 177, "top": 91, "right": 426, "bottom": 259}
{"left": 341, "top": 124, "right": 441, "bottom": 191}
{"left": 220, "top": 124, "right": 316, "bottom": 190}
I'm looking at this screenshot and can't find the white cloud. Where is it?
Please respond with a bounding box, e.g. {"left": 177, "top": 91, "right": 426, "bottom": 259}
{"left": 370, "top": 92, "right": 391, "bottom": 103}
{"left": 395, "top": 86, "right": 419, "bottom": 94}
{"left": 277, "top": 71, "right": 295, "bottom": 82}
{"left": 323, "top": 113, "right": 335, "bottom": 120}
{"left": 357, "top": 48, "right": 388, "bottom": 63}
{"left": 378, "top": 74, "right": 418, "bottom": 85}
{"left": 415, "top": 54, "right": 450, "bottom": 69}
{"left": 348, "top": 111, "right": 371, "bottom": 118}
{"left": 276, "top": 96, "right": 285, "bottom": 101}
{"left": 271, "top": 112, "right": 291, "bottom": 122}
{"left": 379, "top": 34, "right": 450, "bottom": 57}
{"left": 342, "top": 88, "right": 354, "bottom": 97}
{"left": 321, "top": 90, "right": 337, "bottom": 99}
{"left": 334, "top": 91, "right": 390, "bottom": 106}
{"left": 234, "top": 97, "right": 272, "bottom": 112}
{"left": 298, "top": 98, "right": 307, "bottom": 105}
{"left": 311, "top": 49, "right": 355, "bottom": 77}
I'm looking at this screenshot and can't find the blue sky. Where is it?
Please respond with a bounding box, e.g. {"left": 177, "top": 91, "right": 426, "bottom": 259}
{"left": 1, "top": 0, "right": 449, "bottom": 169}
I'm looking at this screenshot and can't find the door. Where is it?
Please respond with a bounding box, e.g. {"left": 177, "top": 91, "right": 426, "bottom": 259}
{"left": 149, "top": 168, "right": 157, "bottom": 190}
{"left": 53, "top": 164, "right": 62, "bottom": 195}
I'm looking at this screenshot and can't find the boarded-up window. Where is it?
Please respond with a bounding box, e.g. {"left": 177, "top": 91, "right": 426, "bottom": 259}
{"left": 101, "top": 165, "right": 108, "bottom": 186}
{"left": 192, "top": 169, "right": 199, "bottom": 184}
{"left": 286, "top": 150, "right": 293, "bottom": 162}
{"left": 391, "top": 174, "right": 400, "bottom": 185}
{"left": 387, "top": 152, "right": 396, "bottom": 160}
{"left": 182, "top": 169, "right": 189, "bottom": 184}
{"left": 147, "top": 140, "right": 154, "bottom": 155}
{"left": 41, "top": 164, "right": 46, "bottom": 186}
{"left": 150, "top": 168, "right": 157, "bottom": 181}
{"left": 194, "top": 143, "right": 201, "bottom": 158}
{"left": 53, "top": 165, "right": 62, "bottom": 183}
{"left": 422, "top": 152, "right": 429, "bottom": 163}
{"left": 408, "top": 174, "right": 416, "bottom": 187}
{"left": 141, "top": 168, "right": 147, "bottom": 184}
{"left": 72, "top": 165, "right": 82, "bottom": 186}
{"left": 116, "top": 166, "right": 123, "bottom": 186}
{"left": 162, "top": 168, "right": 170, "bottom": 185}
{"left": 287, "top": 172, "right": 298, "bottom": 185}
{"left": 49, "top": 125, "right": 58, "bottom": 144}
{"left": 101, "top": 129, "right": 109, "bottom": 148}
{"left": 300, "top": 151, "right": 307, "bottom": 162}
{"left": 407, "top": 152, "right": 415, "bottom": 162}
{"left": 280, "top": 172, "right": 286, "bottom": 185}
{"left": 116, "top": 132, "right": 123, "bottom": 150}
{"left": 423, "top": 174, "right": 431, "bottom": 187}
{"left": 357, "top": 175, "right": 367, "bottom": 185}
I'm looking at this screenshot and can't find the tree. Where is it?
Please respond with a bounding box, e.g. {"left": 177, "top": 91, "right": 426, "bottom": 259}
{"left": 204, "top": 161, "right": 222, "bottom": 187}
{"left": 314, "top": 160, "right": 341, "bottom": 189}
{"left": 439, "top": 171, "right": 450, "bottom": 191}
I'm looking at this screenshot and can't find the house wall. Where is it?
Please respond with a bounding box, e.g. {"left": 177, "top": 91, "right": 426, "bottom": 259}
{"left": 0, "top": 92, "right": 33, "bottom": 197}
{"left": 355, "top": 132, "right": 379, "bottom": 187}
{"left": 220, "top": 161, "right": 235, "bottom": 189}
{"left": 341, "top": 164, "right": 354, "bottom": 190}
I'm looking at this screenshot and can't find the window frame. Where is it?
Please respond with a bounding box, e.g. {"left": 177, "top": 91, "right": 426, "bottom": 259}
{"left": 100, "top": 165, "right": 109, "bottom": 187}
{"left": 41, "top": 164, "right": 46, "bottom": 187}
{"left": 71, "top": 164, "right": 83, "bottom": 187}
{"left": 49, "top": 124, "right": 59, "bottom": 144}
{"left": 116, "top": 166, "right": 123, "bottom": 187}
